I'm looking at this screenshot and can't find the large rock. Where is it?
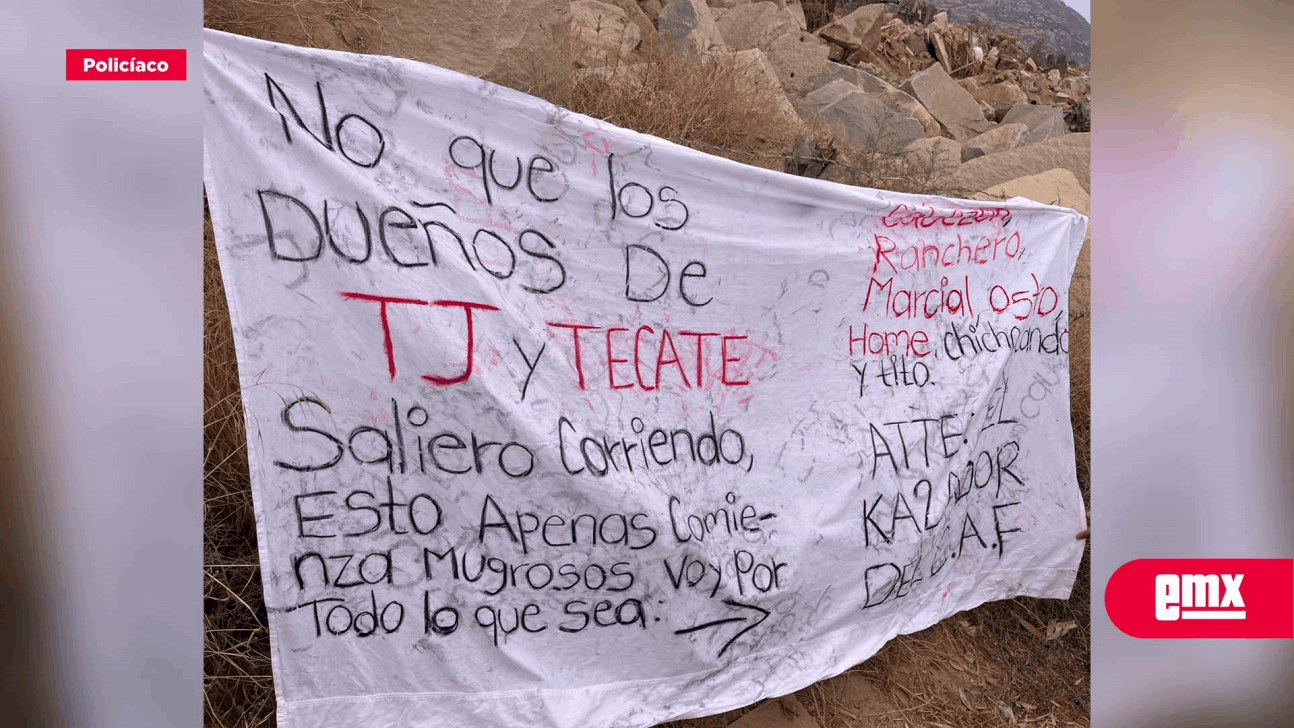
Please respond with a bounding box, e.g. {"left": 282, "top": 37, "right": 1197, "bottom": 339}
{"left": 844, "top": 17, "right": 913, "bottom": 71}
{"left": 783, "top": 0, "right": 807, "bottom": 30}
{"left": 904, "top": 136, "right": 961, "bottom": 173}
{"left": 983, "top": 46, "right": 1000, "bottom": 69}
{"left": 569, "top": 0, "right": 641, "bottom": 66}
{"left": 799, "top": 63, "right": 939, "bottom": 137}
{"left": 979, "top": 167, "right": 1089, "bottom": 216}
{"left": 718, "top": 48, "right": 801, "bottom": 136}
{"left": 710, "top": 0, "right": 805, "bottom": 19}
{"left": 1063, "top": 75, "right": 1089, "bottom": 96}
{"left": 900, "top": 62, "right": 993, "bottom": 140}
{"left": 930, "top": 31, "right": 951, "bottom": 73}
{"left": 816, "top": 3, "right": 888, "bottom": 50}
{"left": 862, "top": 87, "right": 939, "bottom": 139}
{"left": 798, "top": 61, "right": 881, "bottom": 95}
{"left": 1018, "top": 71, "right": 1041, "bottom": 94}
{"left": 1000, "top": 102, "right": 1068, "bottom": 143}
{"left": 941, "top": 133, "right": 1090, "bottom": 194}
{"left": 658, "top": 0, "right": 728, "bottom": 54}
{"left": 958, "top": 77, "right": 1028, "bottom": 118}
{"left": 714, "top": 1, "right": 797, "bottom": 50}
{"left": 798, "top": 80, "right": 924, "bottom": 152}
{"left": 962, "top": 122, "right": 1029, "bottom": 156}
{"left": 1051, "top": 132, "right": 1091, "bottom": 148}
{"left": 1069, "top": 99, "right": 1091, "bottom": 131}
{"left": 709, "top": 1, "right": 825, "bottom": 93}
{"left": 764, "top": 30, "right": 830, "bottom": 92}
{"left": 797, "top": 78, "right": 856, "bottom": 112}
{"left": 603, "top": 0, "right": 658, "bottom": 46}
{"left": 854, "top": 59, "right": 887, "bottom": 78}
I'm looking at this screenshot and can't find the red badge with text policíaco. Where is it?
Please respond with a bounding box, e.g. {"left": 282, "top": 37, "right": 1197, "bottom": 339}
{"left": 1106, "top": 559, "right": 1293, "bottom": 638}
{"left": 66, "top": 49, "right": 186, "bottom": 80}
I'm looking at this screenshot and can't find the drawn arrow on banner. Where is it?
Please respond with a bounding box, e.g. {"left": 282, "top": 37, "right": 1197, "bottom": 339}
{"left": 674, "top": 598, "right": 771, "bottom": 658}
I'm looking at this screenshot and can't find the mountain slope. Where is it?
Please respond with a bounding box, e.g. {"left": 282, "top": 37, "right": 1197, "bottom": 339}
{"left": 936, "top": 0, "right": 1090, "bottom": 68}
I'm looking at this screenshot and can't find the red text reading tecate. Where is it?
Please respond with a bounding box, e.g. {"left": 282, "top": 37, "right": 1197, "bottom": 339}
{"left": 66, "top": 49, "right": 186, "bottom": 81}
{"left": 1105, "top": 558, "right": 1293, "bottom": 639}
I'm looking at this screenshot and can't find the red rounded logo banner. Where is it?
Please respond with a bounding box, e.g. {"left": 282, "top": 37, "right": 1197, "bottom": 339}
{"left": 1106, "top": 559, "right": 1293, "bottom": 639}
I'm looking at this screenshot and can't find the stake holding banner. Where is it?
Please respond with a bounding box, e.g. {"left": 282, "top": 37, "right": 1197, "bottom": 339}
{"left": 202, "top": 28, "right": 1088, "bottom": 728}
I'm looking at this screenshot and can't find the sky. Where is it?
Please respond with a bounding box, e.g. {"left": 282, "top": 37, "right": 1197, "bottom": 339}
{"left": 1063, "top": 0, "right": 1091, "bottom": 22}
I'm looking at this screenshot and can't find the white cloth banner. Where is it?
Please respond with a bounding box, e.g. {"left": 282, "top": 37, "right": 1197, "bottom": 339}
{"left": 203, "top": 28, "right": 1088, "bottom": 728}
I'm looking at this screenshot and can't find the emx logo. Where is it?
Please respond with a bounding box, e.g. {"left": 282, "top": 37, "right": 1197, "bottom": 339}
{"left": 1155, "top": 573, "right": 1245, "bottom": 621}
{"left": 1106, "top": 559, "right": 1292, "bottom": 638}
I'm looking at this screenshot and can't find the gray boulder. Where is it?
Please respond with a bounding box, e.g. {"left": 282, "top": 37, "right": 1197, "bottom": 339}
{"left": 798, "top": 79, "right": 925, "bottom": 153}
{"left": 958, "top": 77, "right": 1028, "bottom": 119}
{"left": 941, "top": 133, "right": 1090, "bottom": 194}
{"left": 1001, "top": 102, "right": 1068, "bottom": 143}
{"left": 568, "top": 0, "right": 641, "bottom": 67}
{"left": 904, "top": 136, "right": 961, "bottom": 172}
{"left": 816, "top": 3, "right": 888, "bottom": 50}
{"left": 658, "top": 0, "right": 728, "bottom": 54}
{"left": 962, "top": 122, "right": 1030, "bottom": 156}
{"left": 764, "top": 30, "right": 830, "bottom": 92}
{"left": 715, "top": 1, "right": 796, "bottom": 50}
{"left": 900, "top": 62, "right": 993, "bottom": 141}
{"left": 799, "top": 62, "right": 939, "bottom": 137}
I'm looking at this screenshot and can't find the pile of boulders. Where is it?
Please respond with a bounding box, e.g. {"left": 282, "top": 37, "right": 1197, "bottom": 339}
{"left": 568, "top": 0, "right": 1090, "bottom": 190}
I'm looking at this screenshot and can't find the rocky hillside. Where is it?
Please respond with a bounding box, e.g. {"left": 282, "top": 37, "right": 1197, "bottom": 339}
{"left": 934, "top": 0, "right": 1089, "bottom": 68}
{"left": 567, "top": 0, "right": 1092, "bottom": 194}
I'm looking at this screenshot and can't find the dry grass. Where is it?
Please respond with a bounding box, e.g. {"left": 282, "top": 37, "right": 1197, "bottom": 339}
{"left": 205, "top": 0, "right": 386, "bottom": 53}
{"left": 205, "top": 205, "right": 279, "bottom": 728}
{"left": 499, "top": 37, "right": 801, "bottom": 168}
{"left": 202, "top": 3, "right": 1090, "bottom": 726}
{"left": 798, "top": 116, "right": 976, "bottom": 197}
{"left": 801, "top": 0, "right": 836, "bottom": 32}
